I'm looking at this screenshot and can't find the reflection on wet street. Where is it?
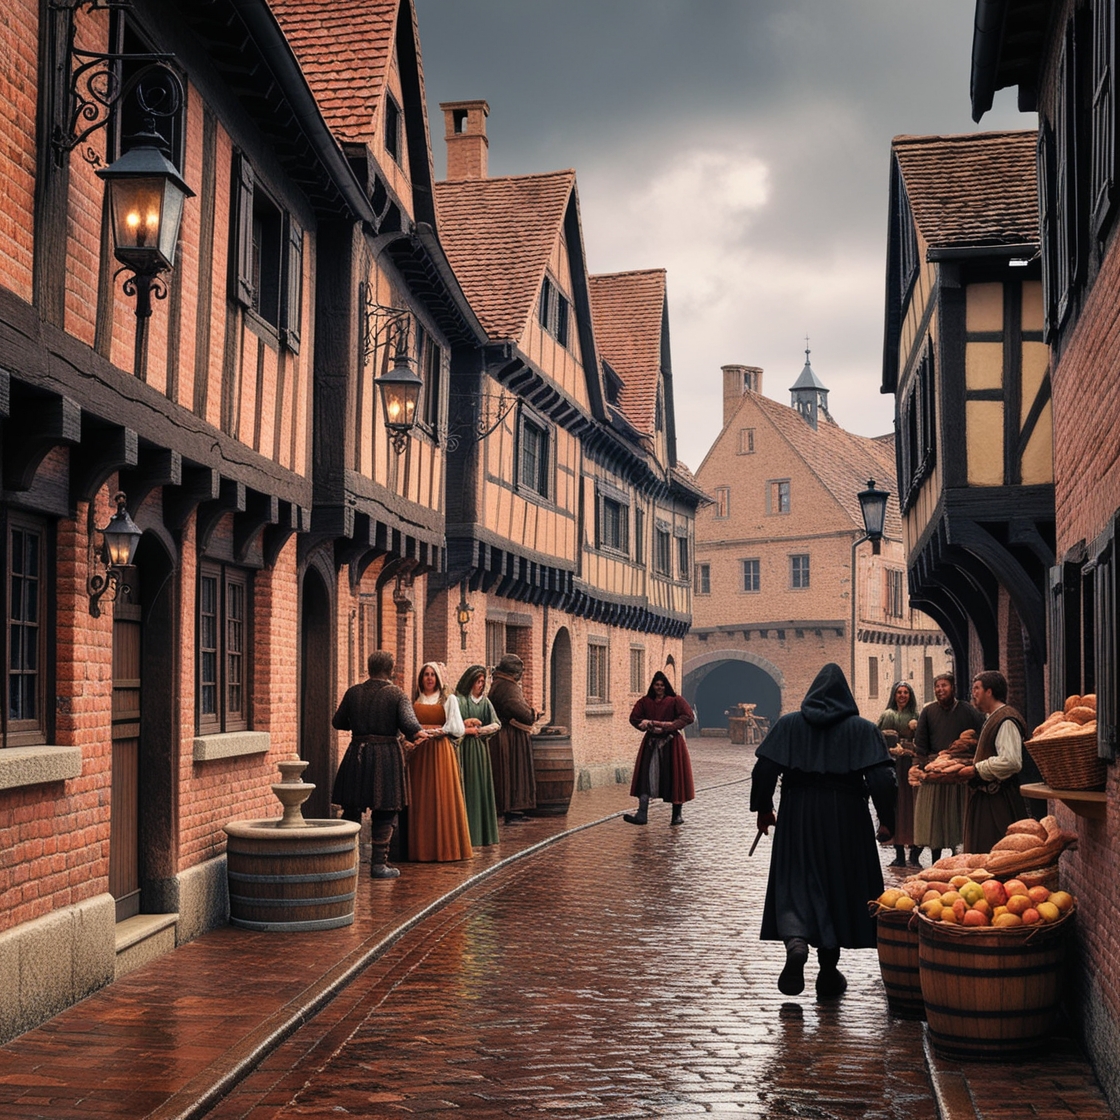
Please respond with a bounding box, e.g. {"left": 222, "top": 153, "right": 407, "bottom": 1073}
{"left": 214, "top": 779, "right": 936, "bottom": 1118}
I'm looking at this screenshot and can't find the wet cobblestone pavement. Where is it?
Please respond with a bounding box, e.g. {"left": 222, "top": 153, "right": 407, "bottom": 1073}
{"left": 0, "top": 740, "right": 1113, "bottom": 1119}
{"left": 211, "top": 776, "right": 936, "bottom": 1119}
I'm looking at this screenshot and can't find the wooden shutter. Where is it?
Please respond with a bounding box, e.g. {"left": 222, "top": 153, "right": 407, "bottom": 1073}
{"left": 1037, "top": 124, "right": 1058, "bottom": 340}
{"left": 281, "top": 214, "right": 303, "bottom": 353}
{"left": 1089, "top": 517, "right": 1117, "bottom": 760}
{"left": 1048, "top": 563, "right": 1067, "bottom": 714}
{"left": 1091, "top": 0, "right": 1116, "bottom": 237}
{"left": 1055, "top": 35, "right": 1074, "bottom": 325}
{"left": 233, "top": 153, "right": 255, "bottom": 308}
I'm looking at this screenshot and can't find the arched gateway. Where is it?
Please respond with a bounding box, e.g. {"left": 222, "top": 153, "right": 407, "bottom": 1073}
{"left": 683, "top": 650, "right": 783, "bottom": 734}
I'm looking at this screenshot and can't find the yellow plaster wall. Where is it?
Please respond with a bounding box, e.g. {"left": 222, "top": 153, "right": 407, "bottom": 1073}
{"left": 966, "top": 400, "right": 1004, "bottom": 485}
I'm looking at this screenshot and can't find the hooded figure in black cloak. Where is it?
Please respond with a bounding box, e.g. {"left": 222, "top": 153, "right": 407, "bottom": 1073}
{"left": 750, "top": 663, "right": 896, "bottom": 999}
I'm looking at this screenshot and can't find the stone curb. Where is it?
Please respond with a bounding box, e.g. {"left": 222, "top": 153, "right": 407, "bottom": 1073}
{"left": 924, "top": 1033, "right": 980, "bottom": 1120}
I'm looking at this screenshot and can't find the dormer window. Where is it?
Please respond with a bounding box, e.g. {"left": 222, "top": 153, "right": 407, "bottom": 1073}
{"left": 385, "top": 94, "right": 402, "bottom": 165}
{"left": 539, "top": 275, "right": 570, "bottom": 348}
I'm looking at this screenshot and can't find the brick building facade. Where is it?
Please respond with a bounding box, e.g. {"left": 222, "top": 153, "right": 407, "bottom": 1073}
{"left": 0, "top": 0, "right": 704, "bottom": 1039}
{"left": 686, "top": 360, "right": 948, "bottom": 729}
{"left": 970, "top": 2, "right": 1120, "bottom": 1107}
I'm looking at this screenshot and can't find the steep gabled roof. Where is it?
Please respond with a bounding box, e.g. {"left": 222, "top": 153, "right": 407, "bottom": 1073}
{"left": 745, "top": 393, "right": 902, "bottom": 538}
{"left": 892, "top": 131, "right": 1038, "bottom": 251}
{"left": 882, "top": 130, "right": 1038, "bottom": 394}
{"left": 272, "top": 0, "right": 399, "bottom": 145}
{"left": 588, "top": 269, "right": 665, "bottom": 437}
{"left": 433, "top": 171, "right": 576, "bottom": 341}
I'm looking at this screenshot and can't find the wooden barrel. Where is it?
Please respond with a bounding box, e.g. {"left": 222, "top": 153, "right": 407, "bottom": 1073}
{"left": 530, "top": 734, "right": 575, "bottom": 815}
{"left": 877, "top": 908, "right": 924, "bottom": 1020}
{"left": 918, "top": 911, "right": 1073, "bottom": 1059}
{"left": 224, "top": 819, "right": 361, "bottom": 932}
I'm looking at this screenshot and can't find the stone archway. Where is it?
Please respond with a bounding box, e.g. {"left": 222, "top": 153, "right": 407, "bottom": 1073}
{"left": 683, "top": 650, "right": 783, "bottom": 732}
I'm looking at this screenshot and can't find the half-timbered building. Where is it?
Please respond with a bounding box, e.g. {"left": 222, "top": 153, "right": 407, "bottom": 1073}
{"left": 0, "top": 0, "right": 482, "bottom": 1039}
{"left": 427, "top": 104, "right": 705, "bottom": 785}
{"left": 881, "top": 131, "right": 1052, "bottom": 730}
{"left": 273, "top": 1, "right": 483, "bottom": 817}
{"left": 687, "top": 361, "right": 949, "bottom": 728}
{"left": 971, "top": 2, "right": 1120, "bottom": 1105}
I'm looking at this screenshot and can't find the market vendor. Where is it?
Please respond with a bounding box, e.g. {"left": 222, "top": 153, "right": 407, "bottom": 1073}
{"left": 957, "top": 670, "right": 1028, "bottom": 854}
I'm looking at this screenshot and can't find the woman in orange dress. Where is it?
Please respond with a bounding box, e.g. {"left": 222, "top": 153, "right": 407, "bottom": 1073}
{"left": 408, "top": 662, "right": 473, "bottom": 862}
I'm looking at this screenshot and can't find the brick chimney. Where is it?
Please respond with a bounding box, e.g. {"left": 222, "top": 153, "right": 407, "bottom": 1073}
{"left": 722, "top": 364, "right": 763, "bottom": 426}
{"left": 440, "top": 99, "right": 489, "bottom": 180}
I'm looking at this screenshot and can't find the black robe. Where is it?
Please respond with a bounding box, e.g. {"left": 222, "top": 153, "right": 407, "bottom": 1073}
{"left": 750, "top": 663, "right": 896, "bottom": 950}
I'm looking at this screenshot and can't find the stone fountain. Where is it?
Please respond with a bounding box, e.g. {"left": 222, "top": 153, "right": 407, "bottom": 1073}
{"left": 223, "top": 757, "right": 362, "bottom": 932}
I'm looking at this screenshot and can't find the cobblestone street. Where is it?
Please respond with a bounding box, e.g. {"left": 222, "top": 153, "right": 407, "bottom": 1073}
{"left": 211, "top": 763, "right": 935, "bottom": 1119}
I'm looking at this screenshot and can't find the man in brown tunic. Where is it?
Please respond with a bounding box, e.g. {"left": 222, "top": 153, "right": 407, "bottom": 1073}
{"left": 487, "top": 654, "right": 541, "bottom": 824}
{"left": 958, "top": 670, "right": 1028, "bottom": 854}
{"left": 332, "top": 649, "right": 426, "bottom": 878}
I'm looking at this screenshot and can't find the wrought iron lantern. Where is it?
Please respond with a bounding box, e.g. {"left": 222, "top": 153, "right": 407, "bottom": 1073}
{"left": 857, "top": 478, "right": 889, "bottom": 551}
{"left": 455, "top": 586, "right": 474, "bottom": 651}
{"left": 88, "top": 492, "right": 142, "bottom": 617}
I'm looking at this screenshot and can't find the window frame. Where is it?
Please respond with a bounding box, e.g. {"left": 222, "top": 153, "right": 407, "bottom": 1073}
{"left": 384, "top": 93, "right": 403, "bottom": 165}
{"left": 790, "top": 553, "right": 811, "bottom": 590}
{"left": 416, "top": 322, "right": 445, "bottom": 434}
{"left": 198, "top": 560, "right": 252, "bottom": 734}
{"left": 738, "top": 428, "right": 755, "bottom": 455}
{"left": 767, "top": 479, "right": 791, "bottom": 515}
{"left": 714, "top": 486, "right": 730, "bottom": 519}
{"left": 597, "top": 491, "right": 630, "bottom": 555}
{"left": 695, "top": 562, "right": 711, "bottom": 595}
{"left": 885, "top": 568, "right": 905, "bottom": 618}
{"left": 654, "top": 526, "right": 672, "bottom": 577}
{"left": 538, "top": 274, "right": 571, "bottom": 349}
{"left": 629, "top": 646, "right": 646, "bottom": 695}
{"left": 587, "top": 638, "right": 610, "bottom": 704}
{"left": 232, "top": 153, "right": 302, "bottom": 351}
{"left": 516, "top": 409, "right": 552, "bottom": 500}
{"left": 4, "top": 511, "right": 51, "bottom": 747}
{"left": 676, "top": 533, "right": 689, "bottom": 580}
{"left": 741, "top": 557, "right": 760, "bottom": 594}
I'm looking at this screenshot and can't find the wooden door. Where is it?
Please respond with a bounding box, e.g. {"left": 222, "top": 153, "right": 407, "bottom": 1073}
{"left": 110, "top": 584, "right": 142, "bottom": 922}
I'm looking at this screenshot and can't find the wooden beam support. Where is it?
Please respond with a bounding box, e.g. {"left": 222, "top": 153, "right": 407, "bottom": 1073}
{"left": 119, "top": 448, "right": 183, "bottom": 514}
{"left": 70, "top": 421, "right": 139, "bottom": 505}
{"left": 3, "top": 393, "right": 80, "bottom": 492}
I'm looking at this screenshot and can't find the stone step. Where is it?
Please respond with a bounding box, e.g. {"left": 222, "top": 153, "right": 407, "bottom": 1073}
{"left": 114, "top": 913, "right": 179, "bottom": 980}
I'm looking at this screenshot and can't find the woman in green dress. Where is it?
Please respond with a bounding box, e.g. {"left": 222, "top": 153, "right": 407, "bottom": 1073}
{"left": 454, "top": 665, "right": 501, "bottom": 847}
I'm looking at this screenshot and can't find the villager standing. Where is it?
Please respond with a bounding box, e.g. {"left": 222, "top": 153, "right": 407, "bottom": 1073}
{"left": 876, "top": 681, "right": 921, "bottom": 867}
{"left": 912, "top": 673, "right": 983, "bottom": 860}
{"left": 409, "top": 662, "right": 473, "bottom": 862}
{"left": 454, "top": 664, "right": 501, "bottom": 848}
{"left": 750, "top": 663, "right": 895, "bottom": 999}
{"left": 958, "top": 670, "right": 1028, "bottom": 855}
{"left": 331, "top": 649, "right": 426, "bottom": 879}
{"left": 623, "top": 671, "right": 695, "bottom": 826}
{"left": 488, "top": 654, "right": 541, "bottom": 824}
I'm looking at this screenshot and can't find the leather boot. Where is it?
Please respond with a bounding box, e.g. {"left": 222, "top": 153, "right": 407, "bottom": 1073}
{"left": 669, "top": 804, "right": 683, "bottom": 826}
{"left": 778, "top": 937, "right": 808, "bottom": 995}
{"left": 908, "top": 846, "right": 924, "bottom": 867}
{"left": 369, "top": 819, "right": 400, "bottom": 878}
{"left": 623, "top": 797, "right": 649, "bottom": 825}
{"left": 815, "top": 947, "right": 847, "bottom": 999}
{"left": 889, "top": 845, "right": 906, "bottom": 867}
{"left": 370, "top": 840, "right": 400, "bottom": 879}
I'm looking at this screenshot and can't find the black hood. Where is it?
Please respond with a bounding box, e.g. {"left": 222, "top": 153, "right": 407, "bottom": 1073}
{"left": 800, "top": 663, "right": 860, "bottom": 727}
{"left": 757, "top": 662, "right": 889, "bottom": 775}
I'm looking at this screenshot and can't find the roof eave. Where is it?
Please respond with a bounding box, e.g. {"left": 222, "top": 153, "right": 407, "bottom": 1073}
{"left": 926, "top": 241, "right": 1038, "bottom": 261}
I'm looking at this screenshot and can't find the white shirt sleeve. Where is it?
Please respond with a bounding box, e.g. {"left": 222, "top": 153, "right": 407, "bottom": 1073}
{"left": 441, "top": 693, "right": 466, "bottom": 738}
{"left": 975, "top": 718, "right": 1022, "bottom": 781}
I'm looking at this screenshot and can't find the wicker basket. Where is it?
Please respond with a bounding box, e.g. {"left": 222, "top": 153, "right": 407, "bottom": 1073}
{"left": 1025, "top": 729, "right": 1105, "bottom": 791}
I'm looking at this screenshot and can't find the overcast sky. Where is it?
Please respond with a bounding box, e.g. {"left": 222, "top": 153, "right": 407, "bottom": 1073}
{"left": 413, "top": 1, "right": 1033, "bottom": 470}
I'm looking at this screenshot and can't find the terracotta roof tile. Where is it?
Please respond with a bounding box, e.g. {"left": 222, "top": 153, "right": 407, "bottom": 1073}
{"left": 433, "top": 171, "right": 576, "bottom": 341}
{"left": 271, "top": 0, "right": 399, "bottom": 145}
{"left": 892, "top": 130, "right": 1038, "bottom": 249}
{"left": 747, "top": 394, "right": 902, "bottom": 537}
{"left": 588, "top": 270, "right": 665, "bottom": 435}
